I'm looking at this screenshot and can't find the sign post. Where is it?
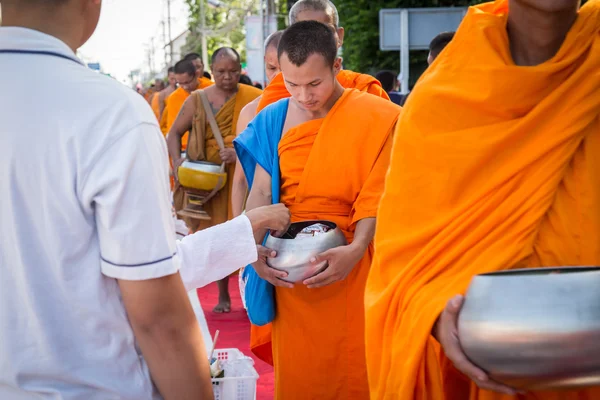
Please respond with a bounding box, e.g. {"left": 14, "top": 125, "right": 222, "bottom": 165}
{"left": 379, "top": 7, "right": 467, "bottom": 93}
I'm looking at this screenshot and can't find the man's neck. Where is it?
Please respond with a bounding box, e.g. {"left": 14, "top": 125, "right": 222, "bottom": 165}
{"left": 2, "top": 7, "right": 81, "bottom": 52}
{"left": 507, "top": 1, "right": 578, "bottom": 66}
{"left": 307, "top": 81, "right": 345, "bottom": 119}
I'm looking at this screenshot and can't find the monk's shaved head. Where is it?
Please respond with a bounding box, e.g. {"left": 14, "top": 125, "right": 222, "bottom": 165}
{"left": 210, "top": 47, "right": 241, "bottom": 65}
{"left": 264, "top": 31, "right": 284, "bottom": 51}
{"left": 279, "top": 21, "right": 338, "bottom": 68}
{"left": 174, "top": 59, "right": 196, "bottom": 77}
{"left": 289, "top": 0, "right": 339, "bottom": 27}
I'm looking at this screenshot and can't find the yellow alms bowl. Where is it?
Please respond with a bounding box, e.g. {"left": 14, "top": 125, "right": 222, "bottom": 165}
{"left": 178, "top": 161, "right": 227, "bottom": 191}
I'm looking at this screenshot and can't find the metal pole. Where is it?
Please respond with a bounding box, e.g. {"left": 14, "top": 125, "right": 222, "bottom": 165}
{"left": 259, "top": 0, "right": 266, "bottom": 87}
{"left": 161, "top": 20, "right": 168, "bottom": 68}
{"left": 200, "top": 0, "right": 209, "bottom": 68}
{"left": 400, "top": 9, "right": 410, "bottom": 94}
{"left": 167, "top": 0, "right": 173, "bottom": 65}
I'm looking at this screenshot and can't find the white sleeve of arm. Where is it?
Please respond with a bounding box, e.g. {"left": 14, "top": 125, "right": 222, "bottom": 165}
{"left": 82, "top": 122, "right": 179, "bottom": 280}
{"left": 178, "top": 214, "right": 258, "bottom": 292}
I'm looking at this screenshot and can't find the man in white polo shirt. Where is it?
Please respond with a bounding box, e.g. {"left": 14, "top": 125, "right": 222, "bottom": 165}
{"left": 0, "top": 0, "right": 290, "bottom": 399}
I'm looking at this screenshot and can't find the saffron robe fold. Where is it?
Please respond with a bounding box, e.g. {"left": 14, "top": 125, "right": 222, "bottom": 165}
{"left": 236, "top": 89, "right": 400, "bottom": 399}
{"left": 256, "top": 70, "right": 390, "bottom": 113}
{"left": 174, "top": 84, "right": 261, "bottom": 232}
{"left": 365, "top": 1, "right": 600, "bottom": 399}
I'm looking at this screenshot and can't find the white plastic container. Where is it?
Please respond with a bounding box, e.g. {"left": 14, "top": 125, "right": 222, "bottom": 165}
{"left": 211, "top": 348, "right": 259, "bottom": 400}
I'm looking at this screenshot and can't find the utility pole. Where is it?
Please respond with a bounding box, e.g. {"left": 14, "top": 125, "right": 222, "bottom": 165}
{"left": 200, "top": 0, "right": 209, "bottom": 68}
{"left": 161, "top": 20, "right": 168, "bottom": 68}
{"left": 166, "top": 0, "right": 174, "bottom": 65}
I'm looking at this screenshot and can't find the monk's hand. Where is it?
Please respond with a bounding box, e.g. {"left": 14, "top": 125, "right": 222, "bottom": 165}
{"left": 251, "top": 250, "right": 294, "bottom": 289}
{"left": 219, "top": 148, "right": 237, "bottom": 164}
{"left": 434, "top": 295, "right": 521, "bottom": 396}
{"left": 245, "top": 204, "right": 291, "bottom": 238}
{"left": 303, "top": 243, "right": 364, "bottom": 289}
{"left": 173, "top": 157, "right": 185, "bottom": 182}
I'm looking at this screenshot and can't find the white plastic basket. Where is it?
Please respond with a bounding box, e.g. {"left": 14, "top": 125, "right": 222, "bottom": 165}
{"left": 211, "top": 348, "right": 258, "bottom": 400}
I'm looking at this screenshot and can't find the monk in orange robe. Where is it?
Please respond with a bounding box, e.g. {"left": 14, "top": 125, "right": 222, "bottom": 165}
{"left": 235, "top": 22, "right": 400, "bottom": 399}
{"left": 246, "top": 0, "right": 392, "bottom": 367}
{"left": 167, "top": 48, "right": 262, "bottom": 313}
{"left": 164, "top": 53, "right": 214, "bottom": 150}
{"left": 365, "top": 0, "right": 600, "bottom": 399}
{"left": 158, "top": 67, "right": 177, "bottom": 134}
{"left": 150, "top": 79, "right": 165, "bottom": 121}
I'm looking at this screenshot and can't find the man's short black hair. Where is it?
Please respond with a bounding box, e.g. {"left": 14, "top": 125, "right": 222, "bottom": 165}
{"left": 239, "top": 75, "right": 253, "bottom": 86}
{"left": 278, "top": 20, "right": 337, "bottom": 68}
{"left": 174, "top": 59, "right": 196, "bottom": 76}
{"left": 210, "top": 47, "right": 241, "bottom": 65}
{"left": 167, "top": 67, "right": 175, "bottom": 74}
{"left": 184, "top": 53, "right": 202, "bottom": 62}
{"left": 375, "top": 70, "right": 397, "bottom": 93}
{"left": 429, "top": 31, "right": 455, "bottom": 58}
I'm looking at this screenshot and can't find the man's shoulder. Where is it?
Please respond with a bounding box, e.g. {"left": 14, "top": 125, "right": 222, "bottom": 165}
{"left": 344, "top": 89, "right": 401, "bottom": 114}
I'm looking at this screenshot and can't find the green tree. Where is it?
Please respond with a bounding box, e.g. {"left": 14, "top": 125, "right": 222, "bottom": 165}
{"left": 182, "top": 0, "right": 259, "bottom": 64}
{"left": 183, "top": 0, "right": 289, "bottom": 66}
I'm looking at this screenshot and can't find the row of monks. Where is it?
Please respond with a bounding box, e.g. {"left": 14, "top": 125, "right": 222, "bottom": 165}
{"left": 144, "top": 0, "right": 600, "bottom": 399}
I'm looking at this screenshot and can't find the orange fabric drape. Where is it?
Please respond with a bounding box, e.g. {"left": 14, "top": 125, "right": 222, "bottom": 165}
{"left": 256, "top": 70, "right": 390, "bottom": 113}
{"left": 365, "top": 1, "right": 600, "bottom": 399}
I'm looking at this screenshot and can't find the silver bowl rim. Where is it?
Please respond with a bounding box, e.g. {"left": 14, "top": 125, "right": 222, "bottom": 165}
{"left": 477, "top": 266, "right": 600, "bottom": 277}
{"left": 266, "top": 220, "right": 343, "bottom": 244}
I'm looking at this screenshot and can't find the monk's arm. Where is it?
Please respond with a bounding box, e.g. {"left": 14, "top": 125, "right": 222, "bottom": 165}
{"left": 166, "top": 96, "right": 194, "bottom": 166}
{"left": 350, "top": 217, "right": 376, "bottom": 252}
{"left": 231, "top": 104, "right": 256, "bottom": 217}
{"left": 245, "top": 164, "right": 272, "bottom": 243}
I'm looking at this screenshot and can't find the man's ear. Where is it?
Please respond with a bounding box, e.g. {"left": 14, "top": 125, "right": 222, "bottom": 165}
{"left": 333, "top": 57, "right": 343, "bottom": 75}
{"left": 337, "top": 27, "right": 345, "bottom": 48}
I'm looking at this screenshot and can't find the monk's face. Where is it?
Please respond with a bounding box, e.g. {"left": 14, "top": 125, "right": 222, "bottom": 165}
{"left": 295, "top": 9, "right": 345, "bottom": 48}
{"left": 280, "top": 52, "right": 342, "bottom": 112}
{"left": 211, "top": 55, "right": 242, "bottom": 92}
{"left": 168, "top": 72, "right": 177, "bottom": 87}
{"left": 511, "top": 0, "right": 580, "bottom": 12}
{"left": 176, "top": 72, "right": 199, "bottom": 94}
{"left": 191, "top": 59, "right": 205, "bottom": 78}
{"left": 264, "top": 45, "right": 281, "bottom": 83}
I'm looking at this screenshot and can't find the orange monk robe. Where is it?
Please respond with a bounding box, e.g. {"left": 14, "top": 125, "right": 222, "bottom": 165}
{"left": 150, "top": 92, "right": 161, "bottom": 122}
{"left": 256, "top": 70, "right": 390, "bottom": 113}
{"left": 174, "top": 84, "right": 262, "bottom": 232}
{"left": 365, "top": 1, "right": 600, "bottom": 399}
{"left": 249, "top": 68, "right": 391, "bottom": 365}
{"left": 257, "top": 89, "right": 399, "bottom": 399}
{"left": 165, "top": 77, "right": 214, "bottom": 151}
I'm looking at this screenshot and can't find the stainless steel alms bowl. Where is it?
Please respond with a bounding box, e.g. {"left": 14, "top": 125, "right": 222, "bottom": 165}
{"left": 458, "top": 266, "right": 600, "bottom": 391}
{"left": 265, "top": 221, "right": 347, "bottom": 283}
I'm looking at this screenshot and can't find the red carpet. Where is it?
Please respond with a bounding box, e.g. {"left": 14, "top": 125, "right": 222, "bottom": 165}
{"left": 197, "top": 279, "right": 274, "bottom": 400}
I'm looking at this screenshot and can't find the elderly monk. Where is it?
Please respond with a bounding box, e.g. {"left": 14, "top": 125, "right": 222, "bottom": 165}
{"left": 231, "top": 30, "right": 284, "bottom": 220}
{"left": 235, "top": 21, "right": 400, "bottom": 399}
{"left": 149, "top": 79, "right": 165, "bottom": 122}
{"left": 365, "top": 0, "right": 600, "bottom": 399}
{"left": 255, "top": 0, "right": 389, "bottom": 114}
{"left": 167, "top": 48, "right": 262, "bottom": 313}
